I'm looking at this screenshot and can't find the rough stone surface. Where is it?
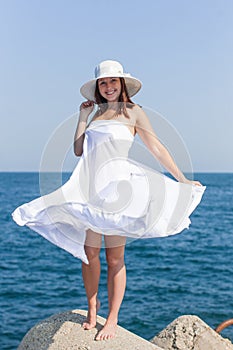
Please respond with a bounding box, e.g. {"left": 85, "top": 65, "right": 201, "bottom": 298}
{"left": 18, "top": 309, "right": 162, "bottom": 350}
{"left": 150, "top": 315, "right": 233, "bottom": 350}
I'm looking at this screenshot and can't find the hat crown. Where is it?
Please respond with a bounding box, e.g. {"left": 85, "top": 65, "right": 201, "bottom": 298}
{"left": 95, "top": 60, "right": 124, "bottom": 79}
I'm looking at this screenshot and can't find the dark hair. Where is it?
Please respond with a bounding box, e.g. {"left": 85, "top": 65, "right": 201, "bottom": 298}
{"left": 94, "top": 78, "right": 135, "bottom": 118}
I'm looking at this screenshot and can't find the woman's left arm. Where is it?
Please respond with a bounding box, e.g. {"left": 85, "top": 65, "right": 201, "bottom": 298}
{"left": 134, "top": 106, "right": 202, "bottom": 186}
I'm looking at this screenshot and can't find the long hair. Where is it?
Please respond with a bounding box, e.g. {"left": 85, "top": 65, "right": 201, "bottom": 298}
{"left": 94, "top": 78, "right": 135, "bottom": 118}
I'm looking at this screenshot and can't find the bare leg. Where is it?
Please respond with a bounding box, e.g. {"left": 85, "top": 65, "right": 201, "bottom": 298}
{"left": 96, "top": 235, "right": 126, "bottom": 341}
{"left": 82, "top": 229, "right": 102, "bottom": 330}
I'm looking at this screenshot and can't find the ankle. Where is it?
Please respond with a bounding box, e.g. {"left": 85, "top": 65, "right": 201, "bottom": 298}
{"left": 106, "top": 315, "right": 118, "bottom": 325}
{"left": 87, "top": 296, "right": 98, "bottom": 307}
{"left": 88, "top": 303, "right": 97, "bottom": 311}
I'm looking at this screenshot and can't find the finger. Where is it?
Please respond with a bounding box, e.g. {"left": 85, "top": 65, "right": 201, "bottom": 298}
{"left": 86, "top": 101, "right": 94, "bottom": 106}
{"left": 83, "top": 102, "right": 91, "bottom": 108}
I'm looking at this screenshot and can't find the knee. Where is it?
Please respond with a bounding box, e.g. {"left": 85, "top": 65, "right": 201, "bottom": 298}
{"left": 106, "top": 253, "right": 125, "bottom": 269}
{"left": 84, "top": 246, "right": 100, "bottom": 263}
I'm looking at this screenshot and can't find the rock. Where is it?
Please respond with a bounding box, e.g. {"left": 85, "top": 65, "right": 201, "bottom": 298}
{"left": 150, "top": 315, "right": 233, "bottom": 350}
{"left": 18, "top": 309, "right": 162, "bottom": 350}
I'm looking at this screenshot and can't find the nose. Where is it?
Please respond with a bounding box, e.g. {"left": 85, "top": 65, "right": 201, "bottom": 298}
{"left": 106, "top": 82, "right": 112, "bottom": 89}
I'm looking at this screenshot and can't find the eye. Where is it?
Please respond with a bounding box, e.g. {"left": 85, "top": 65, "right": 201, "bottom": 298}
{"left": 99, "top": 81, "right": 106, "bottom": 86}
{"left": 111, "top": 78, "right": 117, "bottom": 82}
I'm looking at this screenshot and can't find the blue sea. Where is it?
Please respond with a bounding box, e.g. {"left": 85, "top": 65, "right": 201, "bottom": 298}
{"left": 1, "top": 172, "right": 233, "bottom": 349}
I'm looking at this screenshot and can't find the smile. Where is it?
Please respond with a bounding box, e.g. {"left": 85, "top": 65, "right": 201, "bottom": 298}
{"left": 106, "top": 90, "right": 116, "bottom": 95}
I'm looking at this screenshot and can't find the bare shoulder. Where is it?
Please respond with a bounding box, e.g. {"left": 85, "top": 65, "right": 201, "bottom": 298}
{"left": 131, "top": 104, "right": 143, "bottom": 114}
{"left": 130, "top": 105, "right": 157, "bottom": 137}
{"left": 126, "top": 104, "right": 145, "bottom": 124}
{"left": 130, "top": 105, "right": 151, "bottom": 126}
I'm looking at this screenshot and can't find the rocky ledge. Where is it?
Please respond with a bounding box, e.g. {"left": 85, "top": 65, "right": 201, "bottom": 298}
{"left": 18, "top": 310, "right": 233, "bottom": 350}
{"left": 18, "top": 309, "right": 161, "bottom": 350}
{"left": 151, "top": 315, "right": 233, "bottom": 350}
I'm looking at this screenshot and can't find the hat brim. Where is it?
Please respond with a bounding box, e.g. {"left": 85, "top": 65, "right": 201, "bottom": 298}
{"left": 80, "top": 75, "right": 142, "bottom": 101}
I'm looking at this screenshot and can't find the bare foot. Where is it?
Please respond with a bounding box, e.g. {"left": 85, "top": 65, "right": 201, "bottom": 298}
{"left": 95, "top": 320, "right": 117, "bottom": 341}
{"left": 82, "top": 299, "right": 100, "bottom": 330}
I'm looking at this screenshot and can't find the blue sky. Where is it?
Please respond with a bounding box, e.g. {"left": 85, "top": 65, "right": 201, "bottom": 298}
{"left": 1, "top": 0, "right": 233, "bottom": 172}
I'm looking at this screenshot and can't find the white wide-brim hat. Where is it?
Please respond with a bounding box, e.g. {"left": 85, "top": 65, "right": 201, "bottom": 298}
{"left": 80, "top": 60, "right": 142, "bottom": 101}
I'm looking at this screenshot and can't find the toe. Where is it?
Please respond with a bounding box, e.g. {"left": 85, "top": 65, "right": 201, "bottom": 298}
{"left": 82, "top": 321, "right": 96, "bottom": 330}
{"left": 82, "top": 322, "right": 89, "bottom": 330}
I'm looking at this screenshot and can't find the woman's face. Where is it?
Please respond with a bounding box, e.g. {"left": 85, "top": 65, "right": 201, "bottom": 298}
{"left": 97, "top": 77, "right": 121, "bottom": 102}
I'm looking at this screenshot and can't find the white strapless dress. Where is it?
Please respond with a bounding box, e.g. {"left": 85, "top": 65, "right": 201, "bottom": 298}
{"left": 12, "top": 120, "right": 205, "bottom": 263}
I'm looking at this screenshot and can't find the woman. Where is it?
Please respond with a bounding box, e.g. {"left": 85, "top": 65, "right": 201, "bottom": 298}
{"left": 12, "top": 60, "right": 205, "bottom": 341}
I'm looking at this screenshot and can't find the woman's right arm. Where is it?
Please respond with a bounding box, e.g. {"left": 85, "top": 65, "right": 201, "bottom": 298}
{"left": 73, "top": 101, "right": 94, "bottom": 156}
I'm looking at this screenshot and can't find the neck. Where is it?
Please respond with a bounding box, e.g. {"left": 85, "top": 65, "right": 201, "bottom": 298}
{"left": 107, "top": 101, "right": 119, "bottom": 110}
